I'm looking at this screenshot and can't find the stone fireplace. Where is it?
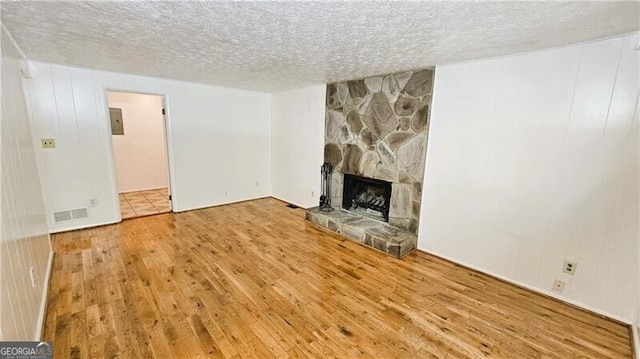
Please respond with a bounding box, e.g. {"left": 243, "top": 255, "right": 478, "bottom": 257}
{"left": 306, "top": 68, "right": 434, "bottom": 258}
{"left": 325, "top": 68, "right": 433, "bottom": 234}
{"left": 342, "top": 174, "right": 392, "bottom": 222}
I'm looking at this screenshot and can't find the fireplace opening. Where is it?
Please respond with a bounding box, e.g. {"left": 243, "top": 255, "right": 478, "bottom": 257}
{"left": 342, "top": 174, "right": 392, "bottom": 222}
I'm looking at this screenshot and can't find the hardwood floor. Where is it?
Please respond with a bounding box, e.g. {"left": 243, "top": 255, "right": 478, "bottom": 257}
{"left": 44, "top": 197, "right": 632, "bottom": 358}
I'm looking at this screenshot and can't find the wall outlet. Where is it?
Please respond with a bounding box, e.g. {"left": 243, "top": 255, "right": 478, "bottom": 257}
{"left": 552, "top": 279, "right": 565, "bottom": 292}
{"left": 256, "top": 181, "right": 259, "bottom": 187}
{"left": 311, "top": 191, "right": 315, "bottom": 197}
{"left": 562, "top": 260, "right": 577, "bottom": 275}
{"left": 89, "top": 197, "right": 98, "bottom": 207}
{"left": 41, "top": 138, "right": 56, "bottom": 148}
{"left": 225, "top": 189, "right": 228, "bottom": 195}
{"left": 29, "top": 266, "right": 36, "bottom": 288}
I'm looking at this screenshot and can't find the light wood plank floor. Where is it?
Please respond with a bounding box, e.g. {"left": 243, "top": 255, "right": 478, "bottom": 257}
{"left": 45, "top": 198, "right": 632, "bottom": 358}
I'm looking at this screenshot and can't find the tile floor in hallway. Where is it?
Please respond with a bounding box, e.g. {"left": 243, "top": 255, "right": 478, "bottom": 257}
{"left": 119, "top": 188, "right": 171, "bottom": 219}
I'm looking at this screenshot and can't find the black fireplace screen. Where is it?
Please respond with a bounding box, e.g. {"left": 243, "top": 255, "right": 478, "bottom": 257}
{"left": 342, "top": 174, "right": 392, "bottom": 222}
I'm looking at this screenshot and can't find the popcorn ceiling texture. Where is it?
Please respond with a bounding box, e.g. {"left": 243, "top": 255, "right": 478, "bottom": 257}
{"left": 1, "top": 1, "right": 638, "bottom": 92}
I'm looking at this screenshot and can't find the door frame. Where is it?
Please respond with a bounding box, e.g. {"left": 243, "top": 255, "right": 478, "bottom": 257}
{"left": 101, "top": 88, "right": 176, "bottom": 221}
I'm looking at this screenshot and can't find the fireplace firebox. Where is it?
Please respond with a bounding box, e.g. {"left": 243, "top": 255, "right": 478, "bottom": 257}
{"left": 342, "top": 174, "right": 392, "bottom": 222}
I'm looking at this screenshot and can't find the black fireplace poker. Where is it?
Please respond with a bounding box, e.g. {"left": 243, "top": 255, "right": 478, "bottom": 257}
{"left": 319, "top": 162, "right": 334, "bottom": 212}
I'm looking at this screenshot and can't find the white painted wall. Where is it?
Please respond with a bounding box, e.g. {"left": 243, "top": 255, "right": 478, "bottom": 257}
{"left": 23, "top": 61, "right": 271, "bottom": 233}
{"left": 420, "top": 33, "right": 639, "bottom": 322}
{"left": 0, "top": 25, "right": 52, "bottom": 340}
{"left": 271, "top": 85, "right": 326, "bottom": 208}
{"left": 107, "top": 92, "right": 168, "bottom": 193}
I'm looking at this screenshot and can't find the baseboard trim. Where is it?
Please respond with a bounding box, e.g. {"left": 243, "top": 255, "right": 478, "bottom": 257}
{"left": 416, "top": 248, "right": 631, "bottom": 325}
{"left": 173, "top": 195, "right": 271, "bottom": 213}
{"left": 632, "top": 322, "right": 639, "bottom": 359}
{"left": 269, "top": 195, "right": 313, "bottom": 210}
{"left": 50, "top": 196, "right": 275, "bottom": 234}
{"left": 34, "top": 250, "right": 54, "bottom": 341}
{"left": 49, "top": 219, "right": 120, "bottom": 234}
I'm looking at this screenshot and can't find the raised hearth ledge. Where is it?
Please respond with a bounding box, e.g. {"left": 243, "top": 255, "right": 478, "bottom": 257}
{"left": 305, "top": 207, "right": 417, "bottom": 259}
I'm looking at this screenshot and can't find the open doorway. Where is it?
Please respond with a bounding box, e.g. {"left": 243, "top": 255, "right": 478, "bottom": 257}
{"left": 107, "top": 91, "right": 172, "bottom": 219}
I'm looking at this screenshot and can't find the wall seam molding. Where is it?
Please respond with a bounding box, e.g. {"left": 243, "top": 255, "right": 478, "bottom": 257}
{"left": 34, "top": 251, "right": 54, "bottom": 340}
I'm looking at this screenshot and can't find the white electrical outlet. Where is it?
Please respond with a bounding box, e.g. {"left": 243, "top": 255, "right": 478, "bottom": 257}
{"left": 41, "top": 138, "right": 56, "bottom": 149}
{"left": 256, "top": 181, "right": 259, "bottom": 187}
{"left": 89, "top": 197, "right": 98, "bottom": 207}
{"left": 562, "top": 260, "right": 577, "bottom": 275}
{"left": 29, "top": 266, "right": 36, "bottom": 288}
{"left": 552, "top": 279, "right": 565, "bottom": 292}
{"left": 311, "top": 191, "right": 315, "bottom": 197}
{"left": 225, "top": 189, "right": 228, "bottom": 195}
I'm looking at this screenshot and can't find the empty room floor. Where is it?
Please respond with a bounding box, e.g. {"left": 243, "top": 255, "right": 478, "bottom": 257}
{"left": 45, "top": 198, "right": 632, "bottom": 358}
{"left": 119, "top": 188, "right": 171, "bottom": 219}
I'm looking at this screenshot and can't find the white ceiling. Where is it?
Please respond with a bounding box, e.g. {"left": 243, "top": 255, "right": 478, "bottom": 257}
{"left": 2, "top": 1, "right": 638, "bottom": 92}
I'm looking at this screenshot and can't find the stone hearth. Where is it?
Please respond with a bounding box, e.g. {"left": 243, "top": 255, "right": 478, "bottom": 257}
{"left": 306, "top": 207, "right": 417, "bottom": 259}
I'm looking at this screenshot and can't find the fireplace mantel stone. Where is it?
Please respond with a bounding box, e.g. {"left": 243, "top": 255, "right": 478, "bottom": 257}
{"left": 323, "top": 68, "right": 434, "bottom": 234}
{"left": 307, "top": 68, "right": 433, "bottom": 258}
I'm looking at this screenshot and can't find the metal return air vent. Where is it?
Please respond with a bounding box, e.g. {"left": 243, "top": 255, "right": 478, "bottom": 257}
{"left": 53, "top": 210, "right": 71, "bottom": 223}
{"left": 53, "top": 208, "right": 89, "bottom": 223}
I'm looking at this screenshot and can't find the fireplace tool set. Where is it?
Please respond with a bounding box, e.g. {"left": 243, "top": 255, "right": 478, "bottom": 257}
{"left": 319, "top": 162, "right": 334, "bottom": 212}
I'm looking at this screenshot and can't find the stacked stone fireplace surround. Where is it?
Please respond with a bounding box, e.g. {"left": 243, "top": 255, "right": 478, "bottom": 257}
{"left": 306, "top": 68, "right": 434, "bottom": 258}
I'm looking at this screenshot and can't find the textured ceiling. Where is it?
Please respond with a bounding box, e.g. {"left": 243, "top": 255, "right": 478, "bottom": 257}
{"left": 2, "top": 1, "right": 639, "bottom": 92}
